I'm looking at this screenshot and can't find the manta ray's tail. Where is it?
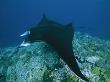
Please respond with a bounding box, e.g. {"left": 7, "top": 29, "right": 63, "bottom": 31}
{"left": 68, "top": 55, "right": 90, "bottom": 82}
{"left": 63, "top": 50, "right": 90, "bottom": 82}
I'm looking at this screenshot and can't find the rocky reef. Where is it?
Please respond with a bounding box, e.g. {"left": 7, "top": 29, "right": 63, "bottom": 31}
{"left": 0, "top": 32, "right": 110, "bottom": 82}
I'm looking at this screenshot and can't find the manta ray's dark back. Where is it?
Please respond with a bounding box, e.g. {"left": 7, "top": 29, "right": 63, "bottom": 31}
{"left": 24, "top": 15, "right": 89, "bottom": 82}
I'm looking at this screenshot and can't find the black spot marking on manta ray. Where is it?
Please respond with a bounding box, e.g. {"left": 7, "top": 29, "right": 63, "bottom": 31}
{"left": 23, "top": 14, "right": 89, "bottom": 81}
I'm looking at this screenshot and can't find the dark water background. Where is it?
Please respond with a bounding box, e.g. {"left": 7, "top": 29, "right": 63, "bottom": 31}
{"left": 0, "top": 0, "right": 110, "bottom": 48}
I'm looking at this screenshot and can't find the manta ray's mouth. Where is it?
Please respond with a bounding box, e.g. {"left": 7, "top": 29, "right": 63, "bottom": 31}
{"left": 20, "top": 31, "right": 31, "bottom": 47}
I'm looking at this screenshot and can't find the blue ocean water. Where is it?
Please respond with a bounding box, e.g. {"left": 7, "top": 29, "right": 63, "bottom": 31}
{"left": 0, "top": 0, "right": 110, "bottom": 48}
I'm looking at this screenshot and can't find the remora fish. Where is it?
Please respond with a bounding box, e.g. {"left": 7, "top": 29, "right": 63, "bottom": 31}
{"left": 20, "top": 15, "right": 89, "bottom": 81}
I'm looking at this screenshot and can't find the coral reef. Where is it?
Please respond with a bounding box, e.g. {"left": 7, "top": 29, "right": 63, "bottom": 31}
{"left": 0, "top": 32, "right": 110, "bottom": 82}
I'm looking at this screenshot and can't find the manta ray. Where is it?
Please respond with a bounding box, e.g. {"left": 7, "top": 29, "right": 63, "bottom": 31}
{"left": 20, "top": 15, "right": 89, "bottom": 81}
